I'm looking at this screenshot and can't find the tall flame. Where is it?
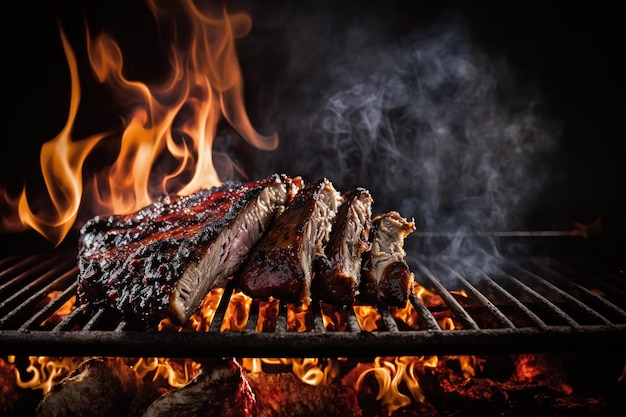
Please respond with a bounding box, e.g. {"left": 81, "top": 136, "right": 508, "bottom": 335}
{"left": 1, "top": 0, "right": 278, "bottom": 245}
{"left": 10, "top": 28, "right": 108, "bottom": 245}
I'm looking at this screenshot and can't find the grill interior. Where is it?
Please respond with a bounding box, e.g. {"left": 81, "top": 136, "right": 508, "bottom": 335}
{"left": 2, "top": 236, "right": 625, "bottom": 358}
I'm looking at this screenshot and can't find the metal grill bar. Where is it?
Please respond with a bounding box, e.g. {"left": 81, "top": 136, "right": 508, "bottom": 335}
{"left": 414, "top": 260, "right": 480, "bottom": 330}
{"left": 542, "top": 257, "right": 626, "bottom": 309}
{"left": 532, "top": 260, "right": 626, "bottom": 322}
{"left": 245, "top": 300, "right": 261, "bottom": 332}
{"left": 494, "top": 267, "right": 581, "bottom": 327}
{"left": 19, "top": 281, "right": 78, "bottom": 331}
{"left": 0, "top": 248, "right": 625, "bottom": 358}
{"left": 434, "top": 260, "right": 516, "bottom": 329}
{"left": 459, "top": 260, "right": 550, "bottom": 329}
{"left": 507, "top": 263, "right": 613, "bottom": 325}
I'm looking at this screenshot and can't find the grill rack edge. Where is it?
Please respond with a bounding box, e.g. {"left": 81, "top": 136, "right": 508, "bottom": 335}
{"left": 1, "top": 247, "right": 625, "bottom": 358}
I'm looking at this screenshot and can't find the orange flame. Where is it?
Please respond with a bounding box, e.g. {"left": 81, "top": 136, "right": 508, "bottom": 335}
{"left": 353, "top": 305, "right": 381, "bottom": 331}
{"left": 440, "top": 316, "right": 456, "bottom": 330}
{"left": 287, "top": 304, "right": 312, "bottom": 332}
{"left": 40, "top": 293, "right": 77, "bottom": 328}
{"left": 221, "top": 291, "right": 253, "bottom": 332}
{"left": 3, "top": 27, "right": 108, "bottom": 246}
{"left": 242, "top": 357, "right": 345, "bottom": 387}
{"left": 11, "top": 356, "right": 86, "bottom": 394}
{"left": 158, "top": 287, "right": 224, "bottom": 331}
{"left": 132, "top": 357, "right": 201, "bottom": 389}
{"left": 10, "top": 356, "right": 201, "bottom": 394}
{"left": 1, "top": 1, "right": 278, "bottom": 245}
{"left": 355, "top": 356, "right": 432, "bottom": 414}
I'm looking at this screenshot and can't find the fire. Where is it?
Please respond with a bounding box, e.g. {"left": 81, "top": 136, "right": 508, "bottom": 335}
{"left": 9, "top": 355, "right": 201, "bottom": 394}
{"left": 40, "top": 293, "right": 77, "bottom": 328}
{"left": 132, "top": 357, "right": 201, "bottom": 389}
{"left": 355, "top": 356, "right": 435, "bottom": 414}
{"left": 3, "top": 26, "right": 108, "bottom": 245}
{"left": 158, "top": 287, "right": 224, "bottom": 331}
{"left": 512, "top": 354, "right": 573, "bottom": 394}
{"left": 353, "top": 305, "right": 381, "bottom": 331}
{"left": 222, "top": 291, "right": 253, "bottom": 332}
{"left": 1, "top": 0, "right": 278, "bottom": 245}
{"left": 9, "top": 356, "right": 86, "bottom": 394}
{"left": 8, "top": 284, "right": 486, "bottom": 414}
{"left": 244, "top": 358, "right": 344, "bottom": 387}
{"left": 288, "top": 304, "right": 312, "bottom": 332}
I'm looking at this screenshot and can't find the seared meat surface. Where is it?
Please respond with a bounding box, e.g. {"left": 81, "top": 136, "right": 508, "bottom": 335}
{"left": 314, "top": 188, "right": 372, "bottom": 305}
{"left": 238, "top": 178, "right": 342, "bottom": 305}
{"left": 77, "top": 174, "right": 296, "bottom": 326}
{"left": 360, "top": 211, "right": 415, "bottom": 306}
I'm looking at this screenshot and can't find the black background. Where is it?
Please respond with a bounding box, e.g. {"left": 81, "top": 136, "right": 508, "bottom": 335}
{"left": 1, "top": 0, "right": 624, "bottom": 243}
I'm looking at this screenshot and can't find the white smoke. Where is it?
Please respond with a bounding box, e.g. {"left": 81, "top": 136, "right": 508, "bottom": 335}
{"left": 249, "top": 12, "right": 561, "bottom": 259}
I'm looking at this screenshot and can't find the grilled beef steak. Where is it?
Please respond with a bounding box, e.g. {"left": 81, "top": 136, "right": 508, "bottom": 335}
{"left": 77, "top": 174, "right": 297, "bottom": 326}
{"left": 238, "top": 178, "right": 342, "bottom": 305}
{"left": 360, "top": 211, "right": 415, "bottom": 306}
{"left": 314, "top": 188, "right": 373, "bottom": 305}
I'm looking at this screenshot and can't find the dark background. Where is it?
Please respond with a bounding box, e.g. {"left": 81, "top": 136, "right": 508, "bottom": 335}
{"left": 1, "top": 0, "right": 624, "bottom": 247}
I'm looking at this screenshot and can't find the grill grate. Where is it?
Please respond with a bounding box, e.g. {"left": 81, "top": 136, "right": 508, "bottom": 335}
{"left": 1, "top": 245, "right": 625, "bottom": 358}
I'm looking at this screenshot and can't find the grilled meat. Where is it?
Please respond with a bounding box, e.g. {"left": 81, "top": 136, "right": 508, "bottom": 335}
{"left": 142, "top": 359, "right": 255, "bottom": 417}
{"left": 77, "top": 174, "right": 297, "bottom": 326}
{"left": 314, "top": 188, "right": 372, "bottom": 305}
{"left": 360, "top": 211, "right": 415, "bottom": 306}
{"left": 238, "top": 178, "right": 342, "bottom": 305}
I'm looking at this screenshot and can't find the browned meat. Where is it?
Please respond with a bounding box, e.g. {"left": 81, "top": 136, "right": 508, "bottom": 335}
{"left": 36, "top": 358, "right": 147, "bottom": 417}
{"left": 238, "top": 178, "right": 342, "bottom": 305}
{"left": 314, "top": 188, "right": 373, "bottom": 305}
{"left": 142, "top": 359, "right": 255, "bottom": 417}
{"left": 360, "top": 211, "right": 415, "bottom": 306}
{"left": 77, "top": 174, "right": 297, "bottom": 326}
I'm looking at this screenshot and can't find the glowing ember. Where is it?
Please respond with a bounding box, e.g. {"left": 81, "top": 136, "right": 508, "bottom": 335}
{"left": 0, "top": 0, "right": 277, "bottom": 245}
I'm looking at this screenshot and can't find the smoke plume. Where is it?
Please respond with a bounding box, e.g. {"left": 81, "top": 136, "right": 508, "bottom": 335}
{"left": 254, "top": 12, "right": 560, "bottom": 244}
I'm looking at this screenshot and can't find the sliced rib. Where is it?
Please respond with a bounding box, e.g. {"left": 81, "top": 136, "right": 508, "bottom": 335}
{"left": 314, "top": 187, "right": 373, "bottom": 306}
{"left": 238, "top": 178, "right": 342, "bottom": 305}
{"left": 360, "top": 211, "right": 415, "bottom": 306}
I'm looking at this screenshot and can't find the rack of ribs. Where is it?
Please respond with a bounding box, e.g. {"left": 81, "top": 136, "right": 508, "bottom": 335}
{"left": 77, "top": 174, "right": 298, "bottom": 326}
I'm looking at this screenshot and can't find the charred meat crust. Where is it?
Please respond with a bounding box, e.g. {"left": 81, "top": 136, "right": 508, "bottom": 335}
{"left": 359, "top": 211, "right": 415, "bottom": 306}
{"left": 77, "top": 174, "right": 293, "bottom": 326}
{"left": 238, "top": 178, "right": 341, "bottom": 305}
{"left": 314, "top": 188, "right": 372, "bottom": 306}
